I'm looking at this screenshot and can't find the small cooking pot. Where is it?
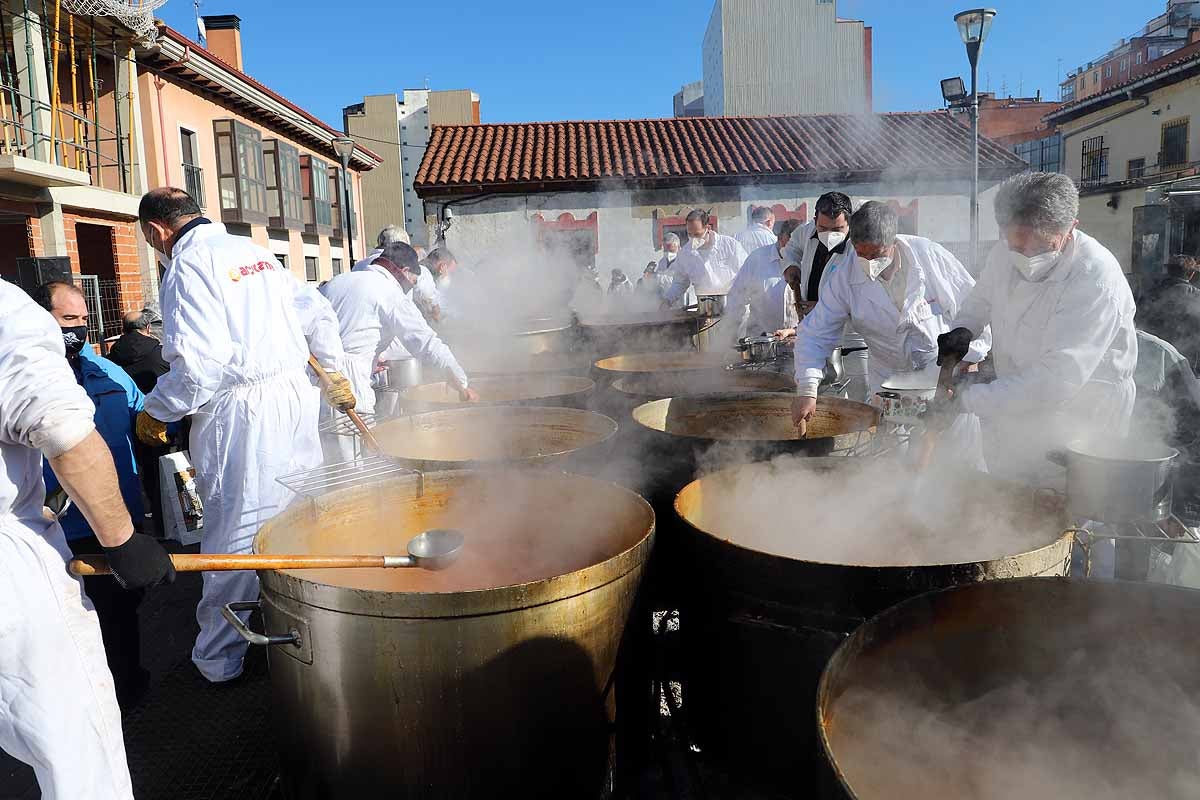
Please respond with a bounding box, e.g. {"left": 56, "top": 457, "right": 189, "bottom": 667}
{"left": 736, "top": 335, "right": 779, "bottom": 364}
{"left": 377, "top": 358, "right": 422, "bottom": 390}
{"left": 695, "top": 294, "right": 728, "bottom": 317}
{"left": 1047, "top": 439, "right": 1180, "bottom": 523}
{"left": 876, "top": 369, "right": 939, "bottom": 419}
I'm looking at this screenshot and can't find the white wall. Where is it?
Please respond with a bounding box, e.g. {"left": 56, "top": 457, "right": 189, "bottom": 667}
{"left": 429, "top": 178, "right": 1004, "bottom": 283}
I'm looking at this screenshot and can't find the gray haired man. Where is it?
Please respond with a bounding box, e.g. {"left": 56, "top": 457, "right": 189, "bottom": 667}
{"left": 938, "top": 172, "right": 1137, "bottom": 486}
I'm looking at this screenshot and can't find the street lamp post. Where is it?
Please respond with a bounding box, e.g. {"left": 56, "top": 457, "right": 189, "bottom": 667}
{"left": 331, "top": 135, "right": 356, "bottom": 264}
{"left": 954, "top": 8, "right": 996, "bottom": 274}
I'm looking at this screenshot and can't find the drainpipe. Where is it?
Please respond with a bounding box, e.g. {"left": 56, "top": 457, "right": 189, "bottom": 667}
{"left": 153, "top": 75, "right": 169, "bottom": 184}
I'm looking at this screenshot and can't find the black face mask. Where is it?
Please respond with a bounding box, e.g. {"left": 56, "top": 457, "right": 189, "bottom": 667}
{"left": 61, "top": 325, "right": 88, "bottom": 357}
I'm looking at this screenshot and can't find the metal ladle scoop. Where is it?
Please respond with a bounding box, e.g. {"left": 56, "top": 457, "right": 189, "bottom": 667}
{"left": 68, "top": 529, "right": 466, "bottom": 576}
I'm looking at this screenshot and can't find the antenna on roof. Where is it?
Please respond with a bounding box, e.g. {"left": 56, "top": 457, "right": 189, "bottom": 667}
{"left": 424, "top": 76, "right": 430, "bottom": 90}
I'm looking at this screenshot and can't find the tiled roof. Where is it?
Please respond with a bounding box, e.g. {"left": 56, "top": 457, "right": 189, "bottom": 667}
{"left": 414, "top": 112, "right": 1027, "bottom": 196}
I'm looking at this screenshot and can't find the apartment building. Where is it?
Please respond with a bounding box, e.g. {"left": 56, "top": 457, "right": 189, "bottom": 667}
{"left": 137, "top": 15, "right": 381, "bottom": 287}
{"left": 700, "top": 0, "right": 871, "bottom": 116}
{"left": 344, "top": 89, "right": 480, "bottom": 247}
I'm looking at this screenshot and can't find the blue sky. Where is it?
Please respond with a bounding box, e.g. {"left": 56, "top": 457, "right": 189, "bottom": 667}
{"left": 157, "top": 0, "right": 1157, "bottom": 130}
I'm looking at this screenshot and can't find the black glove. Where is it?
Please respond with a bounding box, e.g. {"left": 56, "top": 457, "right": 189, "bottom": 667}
{"left": 937, "top": 327, "right": 974, "bottom": 366}
{"left": 104, "top": 533, "right": 176, "bottom": 590}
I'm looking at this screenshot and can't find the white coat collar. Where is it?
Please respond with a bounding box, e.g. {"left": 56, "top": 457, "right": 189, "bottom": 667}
{"left": 171, "top": 218, "right": 224, "bottom": 257}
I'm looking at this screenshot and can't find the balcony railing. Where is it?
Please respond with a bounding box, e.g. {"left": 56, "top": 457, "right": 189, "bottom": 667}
{"left": 182, "top": 163, "right": 204, "bottom": 210}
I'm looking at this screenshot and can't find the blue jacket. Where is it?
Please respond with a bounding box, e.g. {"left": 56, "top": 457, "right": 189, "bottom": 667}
{"left": 44, "top": 344, "right": 145, "bottom": 541}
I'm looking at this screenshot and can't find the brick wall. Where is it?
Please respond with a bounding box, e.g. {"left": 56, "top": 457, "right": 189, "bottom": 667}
{"left": 62, "top": 209, "right": 145, "bottom": 313}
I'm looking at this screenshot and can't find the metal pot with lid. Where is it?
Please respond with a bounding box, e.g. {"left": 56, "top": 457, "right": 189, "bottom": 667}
{"left": 736, "top": 334, "right": 780, "bottom": 364}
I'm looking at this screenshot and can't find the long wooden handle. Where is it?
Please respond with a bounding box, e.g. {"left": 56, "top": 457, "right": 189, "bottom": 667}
{"left": 916, "top": 355, "right": 962, "bottom": 471}
{"left": 307, "top": 355, "right": 384, "bottom": 454}
{"left": 69, "top": 553, "right": 405, "bottom": 576}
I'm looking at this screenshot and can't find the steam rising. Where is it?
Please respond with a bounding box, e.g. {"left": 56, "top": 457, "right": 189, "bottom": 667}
{"left": 678, "top": 456, "right": 1068, "bottom": 567}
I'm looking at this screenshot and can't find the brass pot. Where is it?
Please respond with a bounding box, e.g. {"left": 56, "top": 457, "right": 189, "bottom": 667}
{"left": 674, "top": 458, "right": 1073, "bottom": 793}
{"left": 230, "top": 470, "right": 655, "bottom": 800}
{"left": 401, "top": 373, "right": 595, "bottom": 412}
{"left": 373, "top": 405, "right": 617, "bottom": 472}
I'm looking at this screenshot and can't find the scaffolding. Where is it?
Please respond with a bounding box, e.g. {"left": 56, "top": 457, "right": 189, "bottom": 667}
{"left": 0, "top": 2, "right": 138, "bottom": 192}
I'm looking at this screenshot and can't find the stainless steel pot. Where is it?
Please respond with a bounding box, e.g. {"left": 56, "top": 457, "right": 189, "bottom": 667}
{"left": 227, "top": 469, "right": 655, "bottom": 800}
{"left": 1047, "top": 438, "right": 1179, "bottom": 523}
{"left": 695, "top": 293, "right": 728, "bottom": 317}
{"left": 377, "top": 358, "right": 422, "bottom": 390}
{"left": 736, "top": 335, "right": 779, "bottom": 363}
{"left": 401, "top": 374, "right": 595, "bottom": 412}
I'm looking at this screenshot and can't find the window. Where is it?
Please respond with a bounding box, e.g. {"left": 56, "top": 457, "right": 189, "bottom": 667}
{"left": 1161, "top": 118, "right": 1189, "bottom": 168}
{"left": 1104, "top": 64, "right": 1112, "bottom": 78}
{"left": 213, "top": 119, "right": 268, "bottom": 225}
{"left": 1128, "top": 158, "right": 1146, "bottom": 179}
{"left": 1081, "top": 136, "right": 1108, "bottom": 185}
{"left": 263, "top": 139, "right": 304, "bottom": 230}
{"left": 1093, "top": 71, "right": 1100, "bottom": 86}
{"left": 332, "top": 258, "right": 343, "bottom": 275}
{"left": 300, "top": 155, "right": 333, "bottom": 235}
{"left": 1120, "top": 57, "right": 1129, "bottom": 72}
{"left": 304, "top": 256, "right": 319, "bottom": 282}
{"left": 180, "top": 128, "right": 204, "bottom": 209}
{"left": 1137, "top": 51, "right": 1144, "bottom": 65}
{"left": 276, "top": 254, "right": 288, "bottom": 269}
{"left": 1012, "top": 133, "right": 1062, "bottom": 174}
{"left": 328, "top": 166, "right": 344, "bottom": 234}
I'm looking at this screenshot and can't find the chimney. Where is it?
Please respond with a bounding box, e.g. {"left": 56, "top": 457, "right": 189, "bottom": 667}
{"left": 202, "top": 15, "right": 243, "bottom": 71}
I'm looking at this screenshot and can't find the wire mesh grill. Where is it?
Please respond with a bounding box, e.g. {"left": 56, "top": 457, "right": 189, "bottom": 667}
{"left": 276, "top": 455, "right": 419, "bottom": 499}
{"left": 61, "top": 0, "right": 165, "bottom": 41}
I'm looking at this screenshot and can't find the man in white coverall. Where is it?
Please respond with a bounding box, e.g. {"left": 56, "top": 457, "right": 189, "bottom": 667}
{"left": 0, "top": 281, "right": 175, "bottom": 799}
{"left": 135, "top": 187, "right": 354, "bottom": 683}
{"left": 320, "top": 241, "right": 478, "bottom": 460}
{"left": 790, "top": 201, "right": 989, "bottom": 467}
{"left": 937, "top": 172, "right": 1137, "bottom": 485}
{"left": 661, "top": 209, "right": 749, "bottom": 307}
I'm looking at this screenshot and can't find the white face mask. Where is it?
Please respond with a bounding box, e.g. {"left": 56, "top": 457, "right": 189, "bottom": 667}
{"left": 690, "top": 236, "right": 707, "bottom": 250}
{"left": 858, "top": 254, "right": 893, "bottom": 281}
{"left": 817, "top": 230, "right": 847, "bottom": 250}
{"left": 1009, "top": 248, "right": 1061, "bottom": 280}
{"left": 666, "top": 251, "right": 677, "bottom": 262}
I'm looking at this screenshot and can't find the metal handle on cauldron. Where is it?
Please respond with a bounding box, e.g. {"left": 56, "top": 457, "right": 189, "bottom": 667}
{"left": 221, "top": 601, "right": 301, "bottom": 648}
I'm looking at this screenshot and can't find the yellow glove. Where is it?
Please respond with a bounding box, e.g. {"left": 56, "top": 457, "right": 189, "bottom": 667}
{"left": 324, "top": 371, "right": 357, "bottom": 412}
{"left": 135, "top": 411, "right": 169, "bottom": 446}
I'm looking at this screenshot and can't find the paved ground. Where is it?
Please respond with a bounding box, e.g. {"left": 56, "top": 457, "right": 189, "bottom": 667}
{"left": 0, "top": 541, "right": 283, "bottom": 800}
{"left": 0, "top": 541, "right": 786, "bottom": 800}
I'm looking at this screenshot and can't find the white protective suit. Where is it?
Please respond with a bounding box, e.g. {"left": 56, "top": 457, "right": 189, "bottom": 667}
{"left": 725, "top": 242, "right": 790, "bottom": 338}
{"left": 664, "top": 232, "right": 748, "bottom": 304}
{"left": 783, "top": 221, "right": 869, "bottom": 400}
{"left": 953, "top": 231, "right": 1138, "bottom": 485}
{"left": 735, "top": 221, "right": 778, "bottom": 253}
{"left": 655, "top": 253, "right": 695, "bottom": 309}
{"left": 794, "top": 234, "right": 991, "bottom": 468}
{"left": 319, "top": 263, "right": 469, "bottom": 460}
{"left": 0, "top": 282, "right": 133, "bottom": 799}
{"left": 144, "top": 221, "right": 344, "bottom": 683}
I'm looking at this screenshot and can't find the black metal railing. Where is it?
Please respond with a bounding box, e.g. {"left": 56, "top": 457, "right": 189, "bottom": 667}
{"left": 183, "top": 162, "right": 204, "bottom": 209}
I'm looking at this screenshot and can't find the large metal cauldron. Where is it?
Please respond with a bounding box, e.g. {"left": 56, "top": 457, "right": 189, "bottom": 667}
{"left": 401, "top": 373, "right": 595, "bottom": 412}
{"left": 373, "top": 405, "right": 617, "bottom": 472}
{"left": 818, "top": 578, "right": 1200, "bottom": 800}
{"left": 593, "top": 350, "right": 735, "bottom": 378}
{"left": 440, "top": 314, "right": 577, "bottom": 358}
{"left": 631, "top": 393, "right": 880, "bottom": 460}
{"left": 242, "top": 470, "right": 655, "bottom": 799}
{"left": 674, "top": 458, "right": 1073, "bottom": 792}
{"left": 610, "top": 370, "right": 796, "bottom": 405}
{"left": 458, "top": 350, "right": 596, "bottom": 378}
{"left": 578, "top": 309, "right": 709, "bottom": 356}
